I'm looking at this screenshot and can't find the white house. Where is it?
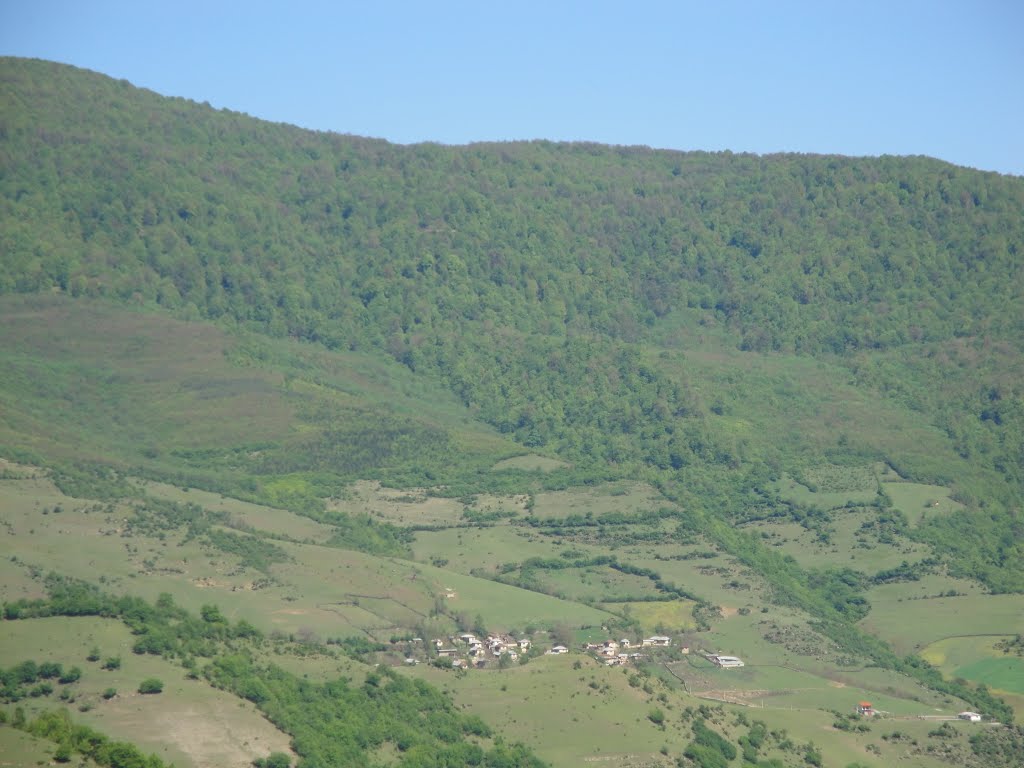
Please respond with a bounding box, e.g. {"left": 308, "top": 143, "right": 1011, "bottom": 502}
{"left": 642, "top": 636, "right": 672, "bottom": 647}
{"left": 709, "top": 654, "right": 745, "bottom": 668}
{"left": 548, "top": 645, "right": 569, "bottom": 654}
{"left": 958, "top": 712, "right": 982, "bottom": 722}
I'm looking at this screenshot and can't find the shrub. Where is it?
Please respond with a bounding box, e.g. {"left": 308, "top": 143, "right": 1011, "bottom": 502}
{"left": 138, "top": 678, "right": 164, "bottom": 694}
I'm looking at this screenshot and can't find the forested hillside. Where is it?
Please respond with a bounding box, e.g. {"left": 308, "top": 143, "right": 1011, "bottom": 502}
{"left": 2, "top": 57, "right": 1022, "bottom": 588}
{"left": 3, "top": 56, "right": 1024, "bottom": 768}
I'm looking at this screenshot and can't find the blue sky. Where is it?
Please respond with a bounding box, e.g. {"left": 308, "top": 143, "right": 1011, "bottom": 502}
{"left": 3, "top": 1, "right": 1022, "bottom": 175}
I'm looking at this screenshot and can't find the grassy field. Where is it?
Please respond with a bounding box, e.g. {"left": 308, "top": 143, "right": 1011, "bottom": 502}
{"left": 405, "top": 654, "right": 685, "bottom": 767}
{"left": 330, "top": 480, "right": 469, "bottom": 527}
{"left": 922, "top": 634, "right": 1024, "bottom": 718}
{"left": 860, "top": 586, "right": 1024, "bottom": 653}
{"left": 0, "top": 727, "right": 85, "bottom": 768}
{"left": 402, "top": 652, "right": 962, "bottom": 768}
{"left": 883, "top": 481, "right": 965, "bottom": 528}
{"left": 744, "top": 510, "right": 934, "bottom": 572}
{"left": 601, "top": 600, "right": 698, "bottom": 634}
{"left": 0, "top": 617, "right": 293, "bottom": 768}
{"left": 530, "top": 483, "right": 668, "bottom": 520}
{"left": 143, "top": 480, "right": 337, "bottom": 542}
{"left": 491, "top": 454, "right": 570, "bottom": 473}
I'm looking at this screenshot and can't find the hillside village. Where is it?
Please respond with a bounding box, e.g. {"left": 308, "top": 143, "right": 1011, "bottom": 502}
{"left": 402, "top": 630, "right": 745, "bottom": 672}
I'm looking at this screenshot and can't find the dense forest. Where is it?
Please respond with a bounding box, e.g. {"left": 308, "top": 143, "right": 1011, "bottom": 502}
{"left": 2, "top": 56, "right": 1024, "bottom": 682}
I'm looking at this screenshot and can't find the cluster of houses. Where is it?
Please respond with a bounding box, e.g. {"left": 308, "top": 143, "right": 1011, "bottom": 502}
{"left": 403, "top": 633, "right": 689, "bottom": 670}
{"left": 585, "top": 636, "right": 681, "bottom": 666}
{"left": 406, "top": 633, "right": 536, "bottom": 669}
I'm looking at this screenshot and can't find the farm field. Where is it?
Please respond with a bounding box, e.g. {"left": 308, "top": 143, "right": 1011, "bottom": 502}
{"left": 860, "top": 587, "right": 1024, "bottom": 653}
{"left": 0, "top": 617, "right": 293, "bottom": 768}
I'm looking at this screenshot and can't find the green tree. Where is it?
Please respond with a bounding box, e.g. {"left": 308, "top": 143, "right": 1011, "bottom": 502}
{"left": 137, "top": 678, "right": 163, "bottom": 694}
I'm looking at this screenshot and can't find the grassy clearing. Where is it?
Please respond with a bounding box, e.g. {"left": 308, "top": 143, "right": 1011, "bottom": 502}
{"left": 412, "top": 525, "right": 571, "bottom": 574}
{"left": 330, "top": 480, "right": 468, "bottom": 527}
{"left": 601, "top": 601, "right": 698, "bottom": 634}
{"left": 491, "top": 454, "right": 569, "bottom": 472}
{"left": 883, "top": 481, "right": 965, "bottom": 527}
{"left": 0, "top": 617, "right": 293, "bottom": 768}
{"left": 772, "top": 470, "right": 878, "bottom": 509}
{"left": 532, "top": 566, "right": 663, "bottom": 602}
{"left": 628, "top": 550, "right": 770, "bottom": 610}
{"left": 745, "top": 510, "right": 933, "bottom": 572}
{"left": 530, "top": 483, "right": 666, "bottom": 520}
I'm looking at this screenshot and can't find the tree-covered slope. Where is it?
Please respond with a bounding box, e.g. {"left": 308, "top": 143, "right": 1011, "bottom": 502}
{"left": 1, "top": 56, "right": 1022, "bottom": 589}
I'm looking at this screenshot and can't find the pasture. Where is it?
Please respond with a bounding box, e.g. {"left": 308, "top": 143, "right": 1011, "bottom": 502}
{"left": 143, "top": 480, "right": 336, "bottom": 542}
{"left": 491, "top": 454, "right": 569, "bottom": 472}
{"left": 530, "top": 482, "right": 668, "bottom": 520}
{"left": 330, "top": 480, "right": 468, "bottom": 527}
{"left": 922, "top": 635, "right": 1024, "bottom": 717}
{"left": 860, "top": 583, "right": 1024, "bottom": 653}
{"left": 882, "top": 481, "right": 965, "bottom": 527}
{"left": 604, "top": 600, "right": 698, "bottom": 634}
{"left": 405, "top": 654, "right": 684, "bottom": 766}
{"left": 0, "top": 617, "right": 293, "bottom": 768}
{"left": 744, "top": 510, "right": 934, "bottom": 572}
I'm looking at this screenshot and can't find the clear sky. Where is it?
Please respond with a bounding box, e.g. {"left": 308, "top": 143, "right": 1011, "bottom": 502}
{"left": 3, "top": 1, "right": 1022, "bottom": 175}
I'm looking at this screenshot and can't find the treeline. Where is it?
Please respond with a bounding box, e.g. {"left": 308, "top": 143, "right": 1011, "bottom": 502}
{"left": 2, "top": 575, "right": 547, "bottom": 768}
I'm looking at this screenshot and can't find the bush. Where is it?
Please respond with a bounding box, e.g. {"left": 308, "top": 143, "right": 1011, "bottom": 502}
{"left": 102, "top": 687, "right": 117, "bottom": 699}
{"left": 138, "top": 678, "right": 164, "bottom": 694}
{"left": 253, "top": 753, "right": 290, "bottom": 768}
